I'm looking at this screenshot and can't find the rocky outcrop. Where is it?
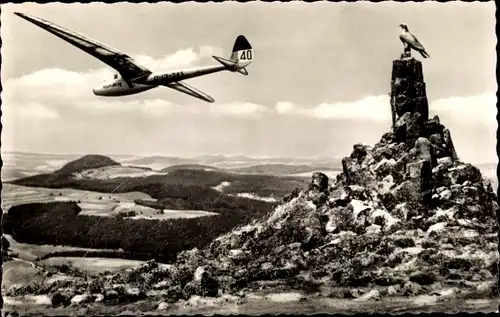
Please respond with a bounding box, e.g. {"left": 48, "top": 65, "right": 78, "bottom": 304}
{"left": 6, "top": 58, "right": 498, "bottom": 305}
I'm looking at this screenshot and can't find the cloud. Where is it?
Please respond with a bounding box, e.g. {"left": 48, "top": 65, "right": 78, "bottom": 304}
{"left": 133, "top": 45, "right": 224, "bottom": 71}
{"left": 208, "top": 102, "right": 268, "bottom": 117}
{"left": 79, "top": 99, "right": 184, "bottom": 116}
{"left": 3, "top": 45, "right": 267, "bottom": 122}
{"left": 73, "top": 98, "right": 267, "bottom": 118}
{"left": 274, "top": 95, "right": 391, "bottom": 122}
{"left": 134, "top": 48, "right": 205, "bottom": 71}
{"left": 429, "top": 93, "right": 497, "bottom": 126}
{"left": 273, "top": 93, "right": 497, "bottom": 128}
{"left": 10, "top": 102, "right": 59, "bottom": 120}
{"left": 311, "top": 95, "right": 391, "bottom": 121}
{"left": 3, "top": 38, "right": 496, "bottom": 162}
{"left": 276, "top": 101, "right": 295, "bottom": 114}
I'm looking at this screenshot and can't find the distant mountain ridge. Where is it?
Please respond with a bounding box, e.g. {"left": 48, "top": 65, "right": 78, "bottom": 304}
{"left": 2, "top": 150, "right": 341, "bottom": 165}
{"left": 2, "top": 151, "right": 343, "bottom": 180}
{"left": 120, "top": 154, "right": 342, "bottom": 168}
{"left": 2, "top": 151, "right": 496, "bottom": 187}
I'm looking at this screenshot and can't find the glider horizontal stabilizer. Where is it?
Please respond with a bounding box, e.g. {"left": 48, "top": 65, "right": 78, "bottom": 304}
{"left": 237, "top": 67, "right": 249, "bottom": 76}
{"left": 212, "top": 56, "right": 249, "bottom": 75}
{"left": 213, "top": 55, "right": 237, "bottom": 68}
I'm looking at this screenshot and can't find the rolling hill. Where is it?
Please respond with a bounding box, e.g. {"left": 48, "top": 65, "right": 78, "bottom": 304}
{"left": 3, "top": 154, "right": 313, "bottom": 261}
{"left": 161, "top": 164, "right": 223, "bottom": 172}
{"left": 2, "top": 151, "right": 343, "bottom": 181}
{"left": 228, "top": 163, "right": 341, "bottom": 175}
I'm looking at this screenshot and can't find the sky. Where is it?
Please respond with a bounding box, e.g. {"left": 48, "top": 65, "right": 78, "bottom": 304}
{"left": 1, "top": 2, "right": 497, "bottom": 163}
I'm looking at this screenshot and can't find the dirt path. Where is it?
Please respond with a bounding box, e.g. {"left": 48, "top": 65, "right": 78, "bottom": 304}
{"left": 3, "top": 295, "right": 498, "bottom": 316}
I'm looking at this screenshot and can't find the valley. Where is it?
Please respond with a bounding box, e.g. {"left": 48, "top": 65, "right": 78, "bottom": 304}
{"left": 1, "top": 152, "right": 326, "bottom": 300}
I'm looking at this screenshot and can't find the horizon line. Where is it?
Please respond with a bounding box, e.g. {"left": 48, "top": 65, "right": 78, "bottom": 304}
{"left": 0, "top": 149, "right": 342, "bottom": 161}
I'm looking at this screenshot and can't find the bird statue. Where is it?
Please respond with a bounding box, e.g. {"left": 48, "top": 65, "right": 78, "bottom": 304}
{"left": 399, "top": 24, "right": 430, "bottom": 59}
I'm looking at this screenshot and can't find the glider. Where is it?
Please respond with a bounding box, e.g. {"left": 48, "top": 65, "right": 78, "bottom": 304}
{"left": 15, "top": 12, "right": 253, "bottom": 103}
{"left": 399, "top": 24, "right": 430, "bottom": 59}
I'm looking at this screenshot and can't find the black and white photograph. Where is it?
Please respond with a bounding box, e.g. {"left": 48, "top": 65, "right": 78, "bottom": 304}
{"left": 0, "top": 1, "right": 498, "bottom": 315}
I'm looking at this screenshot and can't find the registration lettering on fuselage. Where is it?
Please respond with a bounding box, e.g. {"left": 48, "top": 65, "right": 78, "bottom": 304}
{"left": 153, "top": 72, "right": 184, "bottom": 81}
{"left": 103, "top": 82, "right": 122, "bottom": 89}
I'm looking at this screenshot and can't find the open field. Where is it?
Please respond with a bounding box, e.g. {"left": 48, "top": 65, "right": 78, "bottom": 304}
{"left": 2, "top": 183, "right": 155, "bottom": 212}
{"left": 233, "top": 192, "right": 278, "bottom": 202}
{"left": 3, "top": 234, "right": 127, "bottom": 262}
{"left": 2, "top": 183, "right": 218, "bottom": 220}
{"left": 3, "top": 257, "right": 149, "bottom": 293}
{"left": 211, "top": 181, "right": 279, "bottom": 202}
{"left": 2, "top": 234, "right": 151, "bottom": 294}
{"left": 72, "top": 165, "right": 168, "bottom": 180}
{"left": 289, "top": 170, "right": 341, "bottom": 179}
{"left": 37, "top": 257, "right": 148, "bottom": 274}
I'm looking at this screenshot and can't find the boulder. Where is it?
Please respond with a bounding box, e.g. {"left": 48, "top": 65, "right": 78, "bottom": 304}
{"left": 423, "top": 115, "right": 444, "bottom": 136}
{"left": 407, "top": 159, "right": 428, "bottom": 179}
{"left": 2, "top": 235, "right": 10, "bottom": 251}
{"left": 394, "top": 112, "right": 423, "bottom": 147}
{"left": 372, "top": 145, "right": 393, "bottom": 162}
{"left": 394, "top": 112, "right": 410, "bottom": 144}
{"left": 449, "top": 164, "right": 482, "bottom": 185}
{"left": 351, "top": 144, "right": 368, "bottom": 162}
{"left": 51, "top": 290, "right": 73, "bottom": 307}
{"left": 353, "top": 289, "right": 380, "bottom": 301}
{"left": 380, "top": 132, "right": 395, "bottom": 144}
{"left": 426, "top": 222, "right": 447, "bottom": 238}
{"left": 402, "top": 281, "right": 423, "bottom": 296}
{"left": 392, "top": 202, "right": 417, "bottom": 221}
{"left": 185, "top": 266, "right": 219, "bottom": 298}
{"left": 392, "top": 180, "right": 421, "bottom": 205}
{"left": 387, "top": 285, "right": 401, "bottom": 296}
{"left": 419, "top": 160, "right": 434, "bottom": 205}
{"left": 443, "top": 129, "right": 458, "bottom": 161}
{"left": 324, "top": 206, "right": 355, "bottom": 234}
{"left": 123, "top": 287, "right": 146, "bottom": 302}
{"left": 436, "top": 157, "right": 453, "bottom": 170}
{"left": 283, "top": 187, "right": 302, "bottom": 203}
{"left": 476, "top": 280, "right": 499, "bottom": 298}
{"left": 70, "top": 294, "right": 95, "bottom": 306}
{"left": 413, "top": 137, "right": 432, "bottom": 161}
{"left": 374, "top": 158, "right": 397, "bottom": 179}
{"left": 409, "top": 271, "right": 438, "bottom": 285}
{"left": 310, "top": 172, "right": 329, "bottom": 193}
{"left": 366, "top": 224, "right": 382, "bottom": 234}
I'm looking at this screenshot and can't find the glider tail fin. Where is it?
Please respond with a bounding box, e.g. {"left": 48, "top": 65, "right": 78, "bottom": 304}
{"left": 213, "top": 35, "right": 252, "bottom": 75}
{"left": 229, "top": 35, "right": 253, "bottom": 68}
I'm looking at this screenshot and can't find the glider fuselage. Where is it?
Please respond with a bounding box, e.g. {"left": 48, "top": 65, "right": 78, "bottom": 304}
{"left": 93, "top": 64, "right": 228, "bottom": 97}
{"left": 92, "top": 76, "right": 156, "bottom": 97}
